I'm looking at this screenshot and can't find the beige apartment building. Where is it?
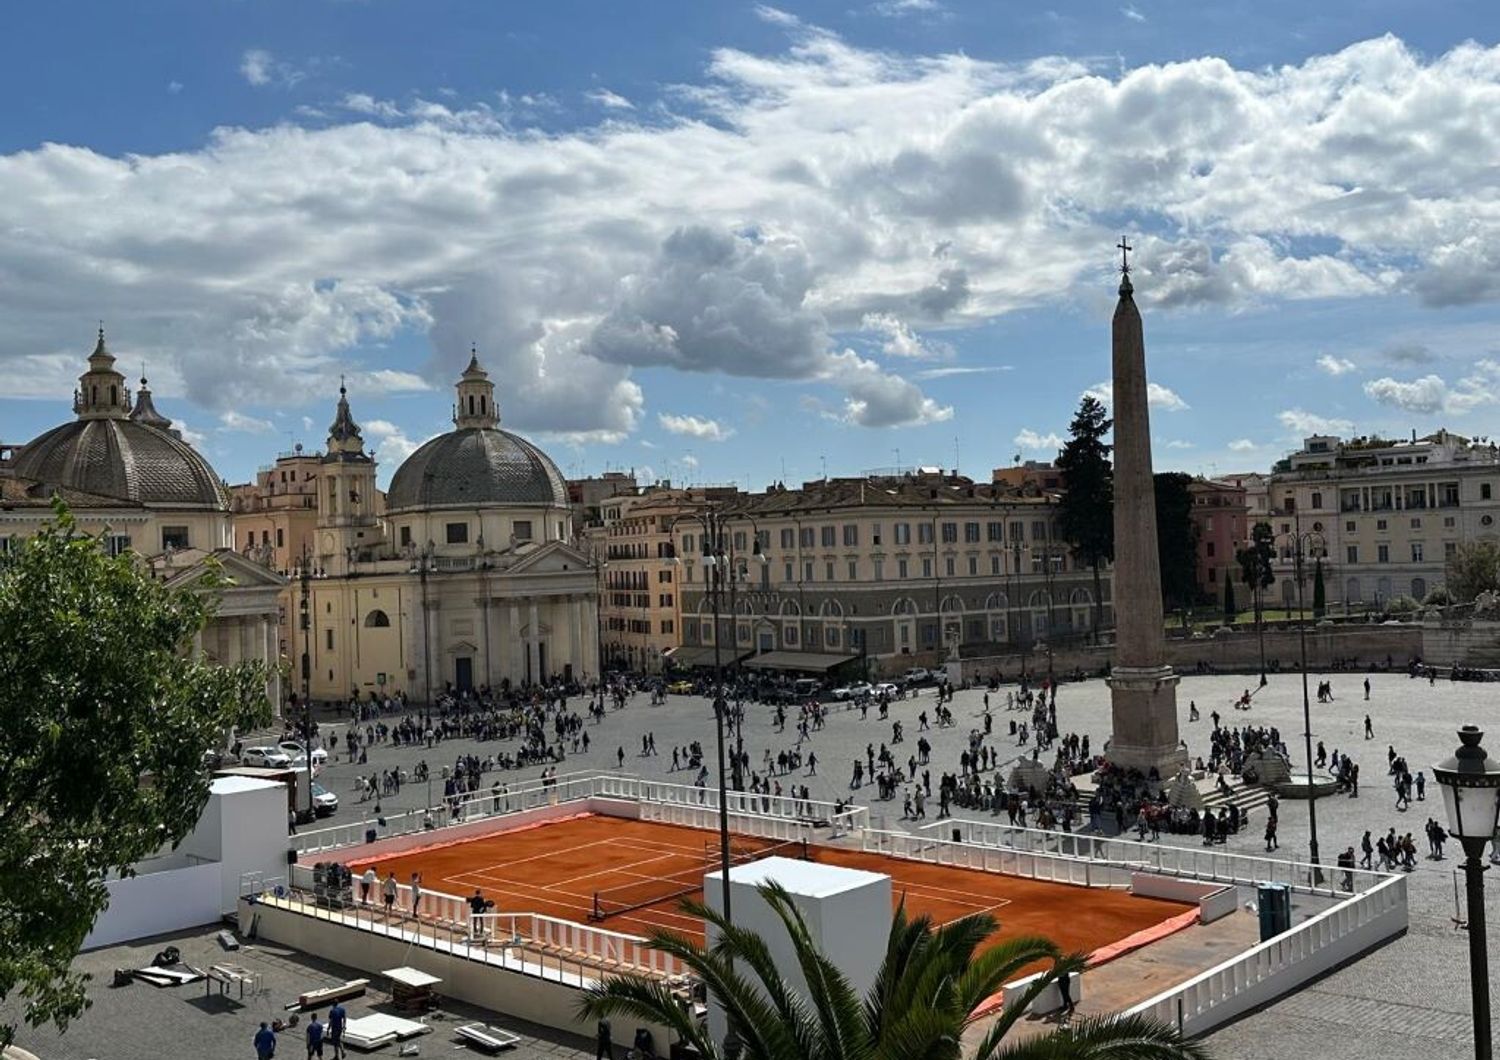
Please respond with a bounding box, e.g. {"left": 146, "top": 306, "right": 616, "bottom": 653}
{"left": 1265, "top": 430, "right": 1500, "bottom": 608}
{"left": 230, "top": 448, "right": 331, "bottom": 575}
{"left": 586, "top": 485, "right": 741, "bottom": 673}
{"left": 676, "top": 472, "right": 1109, "bottom": 676}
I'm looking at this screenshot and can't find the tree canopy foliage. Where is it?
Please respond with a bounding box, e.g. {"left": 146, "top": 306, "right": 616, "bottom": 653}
{"left": 1153, "top": 472, "right": 1198, "bottom": 612}
{"left": 0, "top": 506, "right": 270, "bottom": 1045}
{"left": 1055, "top": 395, "right": 1113, "bottom": 637}
{"left": 582, "top": 880, "right": 1207, "bottom": 1060}
{"left": 1446, "top": 540, "right": 1500, "bottom": 603}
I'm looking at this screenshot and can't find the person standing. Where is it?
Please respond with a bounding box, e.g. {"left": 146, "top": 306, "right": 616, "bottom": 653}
{"left": 360, "top": 867, "right": 376, "bottom": 905}
{"left": 595, "top": 1018, "right": 613, "bottom": 1060}
{"left": 410, "top": 872, "right": 423, "bottom": 918}
{"left": 381, "top": 871, "right": 398, "bottom": 918}
{"left": 327, "top": 1001, "right": 347, "bottom": 1060}
{"left": 1363, "top": 677, "right": 1371, "bottom": 701}
{"left": 254, "top": 1021, "right": 277, "bottom": 1060}
{"left": 305, "top": 1011, "right": 326, "bottom": 1060}
{"left": 1264, "top": 816, "right": 1278, "bottom": 851}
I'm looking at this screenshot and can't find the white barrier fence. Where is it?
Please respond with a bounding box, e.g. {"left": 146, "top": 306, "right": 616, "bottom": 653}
{"left": 1126, "top": 874, "right": 1407, "bottom": 1037}
{"left": 863, "top": 827, "right": 1127, "bottom": 888}
{"left": 271, "top": 866, "right": 684, "bottom": 981}
{"left": 924, "top": 817, "right": 1391, "bottom": 898}
{"left": 293, "top": 772, "right": 868, "bottom": 855}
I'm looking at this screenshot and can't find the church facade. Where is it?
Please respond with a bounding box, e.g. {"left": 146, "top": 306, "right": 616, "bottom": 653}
{"left": 0, "top": 329, "right": 287, "bottom": 712}
{"left": 279, "top": 352, "right": 600, "bottom": 704}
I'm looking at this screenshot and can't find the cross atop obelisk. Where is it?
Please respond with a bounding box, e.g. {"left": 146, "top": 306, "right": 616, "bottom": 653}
{"left": 1105, "top": 240, "right": 1187, "bottom": 781}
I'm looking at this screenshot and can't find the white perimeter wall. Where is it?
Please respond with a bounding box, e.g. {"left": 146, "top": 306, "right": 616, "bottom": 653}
{"left": 83, "top": 862, "right": 222, "bottom": 950}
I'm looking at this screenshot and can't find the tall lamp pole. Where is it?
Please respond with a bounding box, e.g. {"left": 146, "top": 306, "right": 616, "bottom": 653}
{"left": 298, "top": 544, "right": 314, "bottom": 822}
{"left": 1434, "top": 726, "right": 1500, "bottom": 1060}
{"left": 1282, "top": 514, "right": 1324, "bottom": 883}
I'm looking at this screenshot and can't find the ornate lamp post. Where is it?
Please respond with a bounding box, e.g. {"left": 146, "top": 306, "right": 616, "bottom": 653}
{"left": 1434, "top": 726, "right": 1500, "bottom": 1060}
{"left": 1278, "top": 514, "right": 1325, "bottom": 884}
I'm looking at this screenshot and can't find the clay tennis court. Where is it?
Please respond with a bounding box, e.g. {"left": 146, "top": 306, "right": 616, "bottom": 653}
{"left": 346, "top": 814, "right": 1192, "bottom": 960}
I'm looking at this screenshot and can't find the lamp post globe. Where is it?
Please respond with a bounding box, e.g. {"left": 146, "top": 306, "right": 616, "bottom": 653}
{"left": 1434, "top": 725, "right": 1500, "bottom": 1060}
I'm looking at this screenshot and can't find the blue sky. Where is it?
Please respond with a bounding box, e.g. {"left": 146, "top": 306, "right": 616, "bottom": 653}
{"left": 3, "top": 1, "right": 1500, "bottom": 489}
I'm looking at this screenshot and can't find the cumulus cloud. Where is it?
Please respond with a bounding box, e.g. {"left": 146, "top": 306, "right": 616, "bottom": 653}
{"left": 1083, "top": 380, "right": 1189, "bottom": 411}
{"left": 822, "top": 349, "right": 953, "bottom": 427}
{"left": 586, "top": 88, "right": 635, "bottom": 110}
{"left": 363, "top": 418, "right": 426, "bottom": 467}
{"left": 219, "top": 409, "right": 274, "bottom": 433}
{"left": 8, "top": 28, "right": 1500, "bottom": 442}
{"left": 1317, "top": 354, "right": 1356, "bottom": 376}
{"left": 860, "top": 313, "right": 945, "bottom": 358}
{"left": 658, "top": 413, "right": 734, "bottom": 441}
{"left": 1278, "top": 408, "right": 1354, "bottom": 435}
{"left": 1227, "top": 438, "right": 1258, "bottom": 452}
{"left": 1164, "top": 439, "right": 1194, "bottom": 449}
{"left": 1015, "top": 428, "right": 1063, "bottom": 451}
{"left": 1362, "top": 362, "right": 1500, "bottom": 415}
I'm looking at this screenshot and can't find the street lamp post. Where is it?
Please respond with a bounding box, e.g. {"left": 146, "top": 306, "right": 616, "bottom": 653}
{"left": 1434, "top": 726, "right": 1500, "bottom": 1060}
{"left": 1281, "top": 515, "right": 1325, "bottom": 883}
{"left": 298, "top": 545, "right": 314, "bottom": 822}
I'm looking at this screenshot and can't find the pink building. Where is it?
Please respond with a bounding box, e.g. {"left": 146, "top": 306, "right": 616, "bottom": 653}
{"left": 1188, "top": 479, "right": 1248, "bottom": 599}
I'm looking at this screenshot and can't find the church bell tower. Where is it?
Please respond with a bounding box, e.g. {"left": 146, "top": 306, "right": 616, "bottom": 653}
{"left": 318, "top": 380, "right": 381, "bottom": 575}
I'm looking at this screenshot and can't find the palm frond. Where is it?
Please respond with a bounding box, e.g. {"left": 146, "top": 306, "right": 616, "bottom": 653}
{"left": 982, "top": 1012, "right": 1209, "bottom": 1060}
{"left": 580, "top": 975, "right": 719, "bottom": 1060}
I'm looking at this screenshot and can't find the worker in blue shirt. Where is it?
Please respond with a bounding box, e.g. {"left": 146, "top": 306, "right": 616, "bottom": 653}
{"left": 305, "top": 1011, "right": 325, "bottom": 1059}
{"left": 253, "top": 1021, "right": 277, "bottom": 1059}
{"left": 327, "top": 1001, "right": 347, "bottom": 1060}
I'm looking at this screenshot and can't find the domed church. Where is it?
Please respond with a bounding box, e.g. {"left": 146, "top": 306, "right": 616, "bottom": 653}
{"left": 287, "top": 349, "right": 599, "bottom": 702}
{"left": 0, "top": 329, "right": 288, "bottom": 710}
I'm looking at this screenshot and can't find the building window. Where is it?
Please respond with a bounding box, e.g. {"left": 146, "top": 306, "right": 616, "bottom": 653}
{"left": 325, "top": 629, "right": 334, "bottom": 650}
{"left": 1032, "top": 520, "right": 1048, "bottom": 541}
{"left": 918, "top": 523, "right": 933, "bottom": 545}
{"left": 276, "top": 527, "right": 285, "bottom": 548}
{"left": 364, "top": 610, "right": 391, "bottom": 627}
{"left": 399, "top": 526, "right": 412, "bottom": 548}
{"left": 1206, "top": 541, "right": 1216, "bottom": 558}
{"left": 964, "top": 522, "right": 980, "bottom": 543}
{"left": 446, "top": 522, "right": 469, "bottom": 544}
{"left": 1377, "top": 544, "right": 1390, "bottom": 564}
{"left": 922, "top": 558, "right": 933, "bottom": 578}
{"left": 161, "top": 526, "right": 189, "bottom": 550}
{"left": 514, "top": 520, "right": 533, "bottom": 541}
{"left": 785, "top": 625, "right": 798, "bottom": 646}
{"left": 1376, "top": 519, "right": 1387, "bottom": 531}
{"left": 1446, "top": 541, "right": 1458, "bottom": 559}
{"left": 991, "top": 555, "right": 1000, "bottom": 575}
{"left": 825, "top": 561, "right": 835, "bottom": 581}
{"left": 1445, "top": 516, "right": 1457, "bottom": 528}
{"left": 872, "top": 524, "right": 882, "bottom": 546}
{"left": 659, "top": 569, "right": 673, "bottom": 583}
{"left": 733, "top": 531, "right": 747, "bottom": 551}
{"left": 847, "top": 559, "right": 858, "bottom": 580}
{"left": 804, "top": 561, "right": 814, "bottom": 582}
{"left": 780, "top": 528, "right": 794, "bottom": 549}
{"left": 945, "top": 557, "right": 955, "bottom": 577}
{"left": 1484, "top": 483, "right": 1494, "bottom": 501}
{"left": 660, "top": 619, "right": 674, "bottom": 635}
{"left": 105, "top": 533, "right": 132, "bottom": 557}
{"left": 842, "top": 524, "right": 859, "bottom": 546}
{"left": 795, "top": 527, "right": 811, "bottom": 548}
{"left": 1410, "top": 517, "right": 1422, "bottom": 529}
{"left": 1346, "top": 545, "right": 1358, "bottom": 564}
{"left": 873, "top": 558, "right": 884, "bottom": 580}
{"left": 659, "top": 594, "right": 673, "bottom": 607}
{"left": 898, "top": 559, "right": 908, "bottom": 579}
{"left": 941, "top": 522, "right": 958, "bottom": 543}
{"left": 784, "top": 562, "right": 794, "bottom": 583}
{"left": 1311, "top": 491, "right": 1323, "bottom": 509}
{"left": 895, "top": 523, "right": 911, "bottom": 545}
{"left": 1441, "top": 482, "right": 1460, "bottom": 507}
{"left": 967, "top": 556, "right": 978, "bottom": 576}
{"left": 1411, "top": 542, "right": 1424, "bottom": 563}
{"left": 821, "top": 525, "right": 836, "bottom": 547}
{"left": 987, "top": 521, "right": 1003, "bottom": 542}
{"left": 1009, "top": 521, "right": 1024, "bottom": 542}
{"left": 1210, "top": 568, "right": 1218, "bottom": 582}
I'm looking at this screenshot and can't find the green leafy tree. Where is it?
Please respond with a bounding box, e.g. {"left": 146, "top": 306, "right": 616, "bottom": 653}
{"left": 0, "top": 506, "right": 270, "bottom": 1046}
{"left": 1153, "top": 473, "right": 1199, "bottom": 614}
{"left": 1236, "top": 522, "right": 1276, "bottom": 627}
{"left": 1054, "top": 396, "right": 1114, "bottom": 639}
{"left": 1311, "top": 558, "right": 1326, "bottom": 619}
{"left": 1446, "top": 540, "right": 1500, "bottom": 602}
{"left": 582, "top": 881, "right": 1208, "bottom": 1060}
{"left": 1223, "top": 573, "right": 1237, "bottom": 624}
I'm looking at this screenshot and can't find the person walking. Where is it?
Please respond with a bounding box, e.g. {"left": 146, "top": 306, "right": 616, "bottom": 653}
{"left": 254, "top": 1021, "right": 277, "bottom": 1060}
{"left": 1364, "top": 714, "right": 1373, "bottom": 740}
{"left": 1359, "top": 830, "right": 1373, "bottom": 869}
{"left": 381, "top": 871, "right": 398, "bottom": 918}
{"left": 596, "top": 1018, "right": 613, "bottom": 1060}
{"left": 327, "top": 1001, "right": 347, "bottom": 1060}
{"left": 306, "top": 1011, "right": 326, "bottom": 1060}
{"left": 360, "top": 867, "right": 376, "bottom": 905}
{"left": 1264, "top": 816, "right": 1278, "bottom": 851}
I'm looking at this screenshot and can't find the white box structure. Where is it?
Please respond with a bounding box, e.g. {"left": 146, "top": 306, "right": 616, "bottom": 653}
{"left": 703, "top": 857, "right": 890, "bottom": 1043}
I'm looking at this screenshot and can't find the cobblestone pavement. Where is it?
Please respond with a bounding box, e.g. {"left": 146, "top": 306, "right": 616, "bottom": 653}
{"left": 267, "top": 670, "right": 1499, "bottom": 1056}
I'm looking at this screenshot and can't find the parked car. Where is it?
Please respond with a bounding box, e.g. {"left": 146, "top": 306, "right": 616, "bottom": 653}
{"left": 873, "top": 682, "right": 900, "bottom": 698}
{"left": 902, "top": 667, "right": 933, "bottom": 684}
{"left": 667, "top": 680, "right": 694, "bottom": 694}
{"left": 278, "top": 740, "right": 328, "bottom": 765}
{"left": 831, "top": 682, "right": 872, "bottom": 701}
{"left": 240, "top": 746, "right": 292, "bottom": 769}
{"left": 310, "top": 782, "right": 339, "bottom": 817}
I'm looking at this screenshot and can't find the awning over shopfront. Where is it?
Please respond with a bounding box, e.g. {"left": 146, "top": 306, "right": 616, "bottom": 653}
{"left": 661, "top": 645, "right": 750, "bottom": 669}
{"left": 741, "top": 650, "right": 857, "bottom": 673}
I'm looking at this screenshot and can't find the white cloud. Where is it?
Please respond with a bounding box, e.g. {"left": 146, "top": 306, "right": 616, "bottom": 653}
{"left": 362, "top": 418, "right": 425, "bottom": 466}
{"left": 1278, "top": 408, "right": 1354, "bottom": 435}
{"left": 345, "top": 368, "right": 433, "bottom": 393}
{"left": 1164, "top": 439, "right": 1194, "bottom": 449}
{"left": 1083, "top": 380, "right": 1189, "bottom": 411}
{"left": 1015, "top": 428, "right": 1063, "bottom": 451}
{"left": 658, "top": 413, "right": 734, "bottom": 441}
{"left": 914, "top": 365, "right": 1011, "bottom": 379}
{"left": 167, "top": 81, "right": 184, "bottom": 95}
{"left": 240, "top": 49, "right": 304, "bottom": 89}
{"left": 1121, "top": 5, "right": 1146, "bottom": 21}
{"left": 822, "top": 349, "right": 953, "bottom": 427}
{"left": 219, "top": 410, "right": 274, "bottom": 433}
{"left": 859, "top": 313, "right": 945, "bottom": 358}
{"left": 1316, "top": 354, "right": 1356, "bottom": 376}
{"left": 871, "top": 0, "right": 945, "bottom": 15}
{"left": 680, "top": 454, "right": 700, "bottom": 470}
{"left": 587, "top": 89, "right": 635, "bottom": 110}
{"left": 341, "top": 93, "right": 403, "bottom": 119}
{"left": 8, "top": 29, "right": 1500, "bottom": 442}
{"left": 1362, "top": 362, "right": 1500, "bottom": 415}
{"left": 1227, "top": 438, "right": 1258, "bottom": 452}
{"left": 175, "top": 421, "right": 208, "bottom": 448}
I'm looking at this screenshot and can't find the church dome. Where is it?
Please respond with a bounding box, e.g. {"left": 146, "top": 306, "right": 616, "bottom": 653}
{"left": 9, "top": 329, "right": 228, "bottom": 509}
{"left": 385, "top": 427, "right": 567, "bottom": 513}
{"left": 11, "top": 417, "right": 228, "bottom": 509}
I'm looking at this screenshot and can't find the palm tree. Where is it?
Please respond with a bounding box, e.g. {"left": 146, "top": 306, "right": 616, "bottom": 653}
{"left": 581, "top": 880, "right": 1207, "bottom": 1060}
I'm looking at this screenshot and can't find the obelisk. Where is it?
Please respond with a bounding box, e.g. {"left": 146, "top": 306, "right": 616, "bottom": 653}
{"left": 1106, "top": 240, "right": 1187, "bottom": 780}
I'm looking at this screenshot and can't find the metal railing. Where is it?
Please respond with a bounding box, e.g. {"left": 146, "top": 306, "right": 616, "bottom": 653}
{"left": 292, "top": 772, "right": 868, "bottom": 855}
{"left": 863, "top": 827, "right": 1124, "bottom": 888}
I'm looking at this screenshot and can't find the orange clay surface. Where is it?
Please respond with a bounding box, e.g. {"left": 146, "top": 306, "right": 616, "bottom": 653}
{"left": 346, "top": 814, "right": 1191, "bottom": 959}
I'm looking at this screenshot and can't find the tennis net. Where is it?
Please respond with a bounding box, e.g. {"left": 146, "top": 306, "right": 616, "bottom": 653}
{"left": 588, "top": 837, "right": 809, "bottom": 921}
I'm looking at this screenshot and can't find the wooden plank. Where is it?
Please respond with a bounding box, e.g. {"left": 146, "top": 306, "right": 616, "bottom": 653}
{"left": 295, "top": 978, "right": 369, "bottom": 1008}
